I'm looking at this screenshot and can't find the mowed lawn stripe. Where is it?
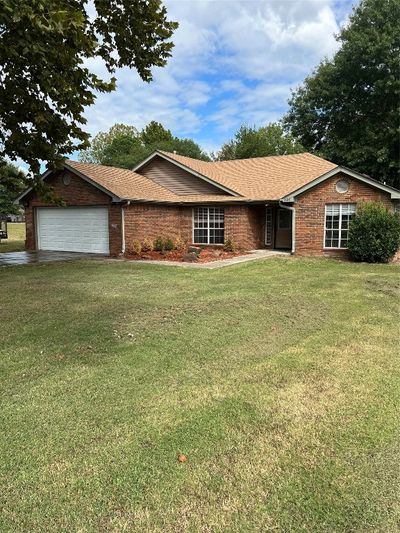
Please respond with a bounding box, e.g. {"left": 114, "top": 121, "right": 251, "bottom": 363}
{"left": 0, "top": 258, "right": 399, "bottom": 531}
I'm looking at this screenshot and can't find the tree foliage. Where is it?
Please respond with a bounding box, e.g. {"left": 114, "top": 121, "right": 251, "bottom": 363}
{"left": 215, "top": 123, "right": 304, "bottom": 161}
{"left": 348, "top": 202, "right": 400, "bottom": 263}
{"left": 0, "top": 161, "right": 27, "bottom": 216}
{"left": 0, "top": 1, "right": 178, "bottom": 175}
{"left": 79, "top": 121, "right": 210, "bottom": 167}
{"left": 284, "top": 0, "right": 400, "bottom": 188}
{"left": 141, "top": 121, "right": 173, "bottom": 145}
{"left": 79, "top": 124, "right": 140, "bottom": 166}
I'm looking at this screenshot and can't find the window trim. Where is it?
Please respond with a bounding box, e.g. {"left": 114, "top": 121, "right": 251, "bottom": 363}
{"left": 192, "top": 207, "right": 225, "bottom": 245}
{"left": 323, "top": 203, "right": 356, "bottom": 249}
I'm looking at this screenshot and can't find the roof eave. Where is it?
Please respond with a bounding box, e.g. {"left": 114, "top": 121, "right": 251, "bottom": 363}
{"left": 63, "top": 163, "right": 122, "bottom": 202}
{"left": 124, "top": 197, "right": 272, "bottom": 205}
{"left": 14, "top": 163, "right": 123, "bottom": 204}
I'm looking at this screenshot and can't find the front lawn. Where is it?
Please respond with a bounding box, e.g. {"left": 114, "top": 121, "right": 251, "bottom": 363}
{"left": 0, "top": 222, "right": 25, "bottom": 252}
{"left": 1, "top": 258, "right": 399, "bottom": 531}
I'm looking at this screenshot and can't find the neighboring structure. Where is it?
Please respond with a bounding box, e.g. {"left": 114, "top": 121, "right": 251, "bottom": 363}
{"left": 16, "top": 150, "right": 400, "bottom": 256}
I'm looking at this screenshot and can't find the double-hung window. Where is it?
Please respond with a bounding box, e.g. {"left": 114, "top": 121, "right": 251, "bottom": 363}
{"left": 193, "top": 207, "right": 224, "bottom": 244}
{"left": 324, "top": 204, "right": 356, "bottom": 248}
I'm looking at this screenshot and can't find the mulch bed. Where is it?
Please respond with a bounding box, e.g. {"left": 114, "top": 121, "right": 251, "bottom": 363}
{"left": 124, "top": 249, "right": 247, "bottom": 263}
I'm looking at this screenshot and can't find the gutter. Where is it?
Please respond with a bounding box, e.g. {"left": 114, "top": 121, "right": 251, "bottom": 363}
{"left": 279, "top": 200, "right": 296, "bottom": 255}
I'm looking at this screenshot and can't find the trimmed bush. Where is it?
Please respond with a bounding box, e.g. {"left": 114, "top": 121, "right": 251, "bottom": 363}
{"left": 129, "top": 241, "right": 142, "bottom": 255}
{"left": 141, "top": 238, "right": 154, "bottom": 252}
{"left": 164, "top": 237, "right": 174, "bottom": 251}
{"left": 223, "top": 238, "right": 237, "bottom": 252}
{"left": 154, "top": 236, "right": 165, "bottom": 252}
{"left": 174, "top": 237, "right": 186, "bottom": 251}
{"left": 348, "top": 202, "right": 400, "bottom": 263}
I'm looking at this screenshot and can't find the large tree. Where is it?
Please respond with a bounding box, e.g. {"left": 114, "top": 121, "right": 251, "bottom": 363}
{"left": 0, "top": 161, "right": 27, "bottom": 217}
{"left": 79, "top": 121, "right": 210, "bottom": 167}
{"left": 284, "top": 0, "right": 400, "bottom": 188}
{"left": 79, "top": 124, "right": 141, "bottom": 167}
{"left": 0, "top": 1, "right": 178, "bottom": 176}
{"left": 216, "top": 123, "right": 304, "bottom": 161}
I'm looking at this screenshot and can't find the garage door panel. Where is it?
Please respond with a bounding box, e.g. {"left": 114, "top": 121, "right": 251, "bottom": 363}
{"left": 37, "top": 208, "right": 109, "bottom": 253}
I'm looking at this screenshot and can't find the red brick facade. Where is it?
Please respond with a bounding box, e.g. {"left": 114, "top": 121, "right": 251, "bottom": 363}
{"left": 24, "top": 170, "right": 123, "bottom": 256}
{"left": 224, "top": 205, "right": 265, "bottom": 249}
{"left": 123, "top": 203, "right": 265, "bottom": 251}
{"left": 124, "top": 204, "right": 192, "bottom": 250}
{"left": 295, "top": 173, "right": 393, "bottom": 256}
{"left": 23, "top": 168, "right": 396, "bottom": 257}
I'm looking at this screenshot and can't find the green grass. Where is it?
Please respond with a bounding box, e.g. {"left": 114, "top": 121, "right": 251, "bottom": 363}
{"left": 0, "top": 222, "right": 25, "bottom": 252}
{"left": 1, "top": 258, "right": 399, "bottom": 532}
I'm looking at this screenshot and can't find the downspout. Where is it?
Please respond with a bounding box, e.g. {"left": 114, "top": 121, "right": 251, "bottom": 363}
{"left": 278, "top": 200, "right": 296, "bottom": 255}
{"left": 121, "top": 201, "right": 130, "bottom": 254}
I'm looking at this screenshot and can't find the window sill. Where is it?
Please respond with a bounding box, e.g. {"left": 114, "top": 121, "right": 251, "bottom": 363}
{"left": 192, "top": 243, "right": 224, "bottom": 247}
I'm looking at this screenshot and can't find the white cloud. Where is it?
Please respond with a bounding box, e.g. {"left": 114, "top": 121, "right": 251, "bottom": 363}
{"left": 81, "top": 0, "right": 353, "bottom": 151}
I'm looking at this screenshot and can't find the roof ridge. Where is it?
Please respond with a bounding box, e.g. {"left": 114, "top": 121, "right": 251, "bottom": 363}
{"left": 157, "top": 150, "right": 214, "bottom": 164}
{"left": 211, "top": 152, "right": 313, "bottom": 164}
{"left": 159, "top": 150, "right": 335, "bottom": 167}
{"left": 67, "top": 159, "right": 139, "bottom": 173}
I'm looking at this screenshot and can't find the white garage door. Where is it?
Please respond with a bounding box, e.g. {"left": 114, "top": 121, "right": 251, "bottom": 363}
{"left": 37, "top": 207, "right": 109, "bottom": 253}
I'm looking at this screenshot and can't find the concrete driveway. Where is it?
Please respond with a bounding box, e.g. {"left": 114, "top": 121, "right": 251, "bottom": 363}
{"left": 0, "top": 251, "right": 105, "bottom": 266}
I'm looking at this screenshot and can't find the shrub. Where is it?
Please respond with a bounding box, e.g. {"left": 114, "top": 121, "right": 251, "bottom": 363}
{"left": 164, "top": 237, "right": 174, "bottom": 251}
{"left": 154, "top": 236, "right": 165, "bottom": 252}
{"left": 129, "top": 240, "right": 142, "bottom": 255}
{"left": 348, "top": 202, "right": 400, "bottom": 263}
{"left": 141, "top": 238, "right": 154, "bottom": 252}
{"left": 174, "top": 237, "right": 186, "bottom": 251}
{"left": 223, "top": 238, "right": 237, "bottom": 252}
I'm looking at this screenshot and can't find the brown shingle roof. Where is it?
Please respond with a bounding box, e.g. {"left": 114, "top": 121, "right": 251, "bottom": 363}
{"left": 66, "top": 160, "right": 178, "bottom": 202}
{"left": 66, "top": 152, "right": 338, "bottom": 203}
{"left": 157, "top": 151, "right": 337, "bottom": 200}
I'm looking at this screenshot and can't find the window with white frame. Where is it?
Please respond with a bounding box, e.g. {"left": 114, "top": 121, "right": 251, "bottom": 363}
{"left": 193, "top": 207, "right": 224, "bottom": 244}
{"left": 324, "top": 204, "right": 356, "bottom": 248}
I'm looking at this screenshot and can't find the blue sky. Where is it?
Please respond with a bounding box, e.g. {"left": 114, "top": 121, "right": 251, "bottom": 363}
{"left": 82, "top": 0, "right": 356, "bottom": 158}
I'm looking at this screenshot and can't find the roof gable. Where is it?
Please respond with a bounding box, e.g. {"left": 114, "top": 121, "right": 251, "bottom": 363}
{"left": 16, "top": 161, "right": 181, "bottom": 204}
{"left": 136, "top": 155, "right": 228, "bottom": 196}
{"left": 281, "top": 166, "right": 400, "bottom": 201}
{"left": 134, "top": 151, "right": 240, "bottom": 196}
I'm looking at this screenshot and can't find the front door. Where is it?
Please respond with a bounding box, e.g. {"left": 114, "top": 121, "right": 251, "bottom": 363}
{"left": 275, "top": 208, "right": 292, "bottom": 249}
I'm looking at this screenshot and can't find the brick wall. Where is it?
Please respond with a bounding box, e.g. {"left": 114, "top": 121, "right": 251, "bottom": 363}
{"left": 295, "top": 173, "right": 393, "bottom": 256}
{"left": 108, "top": 204, "right": 123, "bottom": 256}
{"left": 124, "top": 203, "right": 265, "bottom": 250}
{"left": 225, "top": 205, "right": 265, "bottom": 249}
{"left": 124, "top": 204, "right": 192, "bottom": 249}
{"left": 24, "top": 170, "right": 122, "bottom": 255}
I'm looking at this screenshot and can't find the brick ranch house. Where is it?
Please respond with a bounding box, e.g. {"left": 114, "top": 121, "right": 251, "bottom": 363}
{"left": 16, "top": 150, "right": 400, "bottom": 257}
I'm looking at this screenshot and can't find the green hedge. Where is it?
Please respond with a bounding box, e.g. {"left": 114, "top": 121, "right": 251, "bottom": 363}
{"left": 348, "top": 202, "right": 400, "bottom": 263}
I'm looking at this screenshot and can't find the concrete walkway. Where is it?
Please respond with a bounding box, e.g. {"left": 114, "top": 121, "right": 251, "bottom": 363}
{"left": 117, "top": 249, "right": 290, "bottom": 270}
{"left": 0, "top": 251, "right": 104, "bottom": 266}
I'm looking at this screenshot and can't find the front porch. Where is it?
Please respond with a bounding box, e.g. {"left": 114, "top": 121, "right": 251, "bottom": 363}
{"left": 223, "top": 203, "right": 293, "bottom": 252}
